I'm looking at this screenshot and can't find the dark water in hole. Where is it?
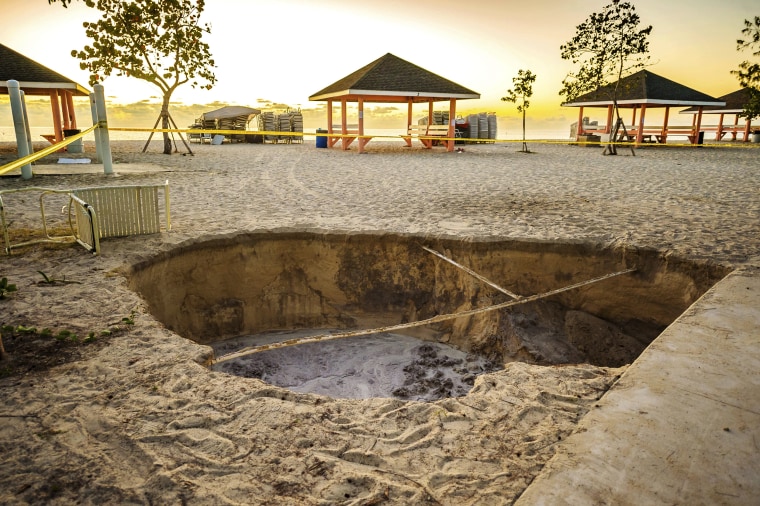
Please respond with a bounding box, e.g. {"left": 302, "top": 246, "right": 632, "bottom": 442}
{"left": 211, "top": 331, "right": 501, "bottom": 401}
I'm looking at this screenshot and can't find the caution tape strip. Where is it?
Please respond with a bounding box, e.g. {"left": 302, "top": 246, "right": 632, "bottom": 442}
{"left": 109, "top": 127, "right": 759, "bottom": 148}
{"left": 0, "top": 124, "right": 98, "bottom": 176}
{"left": 3, "top": 125, "right": 757, "bottom": 176}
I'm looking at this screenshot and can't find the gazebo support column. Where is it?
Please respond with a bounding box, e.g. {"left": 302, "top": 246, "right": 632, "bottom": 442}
{"left": 693, "top": 107, "right": 703, "bottom": 145}
{"left": 327, "top": 100, "right": 337, "bottom": 148}
{"left": 576, "top": 107, "right": 584, "bottom": 140}
{"left": 60, "top": 91, "right": 71, "bottom": 130}
{"left": 605, "top": 105, "right": 613, "bottom": 134}
{"left": 337, "top": 99, "right": 357, "bottom": 151}
{"left": 661, "top": 107, "right": 670, "bottom": 143}
{"left": 341, "top": 100, "right": 347, "bottom": 150}
{"left": 358, "top": 98, "right": 369, "bottom": 154}
{"left": 418, "top": 100, "right": 435, "bottom": 149}
{"left": 636, "top": 104, "right": 647, "bottom": 144}
{"left": 742, "top": 116, "right": 751, "bottom": 142}
{"left": 716, "top": 113, "right": 725, "bottom": 140}
{"left": 403, "top": 100, "right": 413, "bottom": 147}
{"left": 65, "top": 91, "right": 77, "bottom": 128}
{"left": 49, "top": 90, "right": 63, "bottom": 144}
{"left": 447, "top": 98, "right": 456, "bottom": 152}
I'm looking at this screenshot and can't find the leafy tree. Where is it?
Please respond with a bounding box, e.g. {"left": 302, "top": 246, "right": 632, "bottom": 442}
{"left": 501, "top": 69, "right": 536, "bottom": 153}
{"left": 69, "top": 0, "right": 216, "bottom": 154}
{"left": 732, "top": 16, "right": 760, "bottom": 123}
{"left": 560, "top": 0, "right": 652, "bottom": 154}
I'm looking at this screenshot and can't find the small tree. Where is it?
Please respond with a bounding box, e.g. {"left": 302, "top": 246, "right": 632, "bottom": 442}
{"left": 732, "top": 16, "right": 760, "bottom": 126}
{"left": 560, "top": 0, "right": 652, "bottom": 155}
{"left": 70, "top": 0, "right": 216, "bottom": 154}
{"left": 501, "top": 69, "right": 536, "bottom": 153}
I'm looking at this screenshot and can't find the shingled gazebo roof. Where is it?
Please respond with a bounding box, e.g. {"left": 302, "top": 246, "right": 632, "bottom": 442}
{"left": 0, "top": 42, "right": 89, "bottom": 96}
{"left": 309, "top": 53, "right": 480, "bottom": 103}
{"left": 563, "top": 70, "right": 723, "bottom": 108}
{"left": 681, "top": 88, "right": 751, "bottom": 114}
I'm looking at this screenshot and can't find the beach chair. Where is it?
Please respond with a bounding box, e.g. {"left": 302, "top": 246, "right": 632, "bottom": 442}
{"left": 1, "top": 181, "right": 170, "bottom": 256}
{"left": 70, "top": 181, "right": 171, "bottom": 254}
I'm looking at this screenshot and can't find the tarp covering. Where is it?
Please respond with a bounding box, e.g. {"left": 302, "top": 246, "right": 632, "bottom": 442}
{"left": 200, "top": 106, "right": 260, "bottom": 122}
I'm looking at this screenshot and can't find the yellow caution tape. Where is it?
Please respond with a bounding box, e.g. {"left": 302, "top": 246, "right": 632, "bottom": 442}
{"left": 3, "top": 123, "right": 755, "bottom": 178}
{"left": 0, "top": 124, "right": 98, "bottom": 176}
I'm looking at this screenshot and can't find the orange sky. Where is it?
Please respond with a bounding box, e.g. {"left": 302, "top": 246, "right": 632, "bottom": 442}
{"left": 1, "top": 0, "right": 757, "bottom": 133}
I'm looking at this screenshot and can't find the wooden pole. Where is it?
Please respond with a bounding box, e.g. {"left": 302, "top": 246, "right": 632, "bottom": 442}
{"left": 49, "top": 90, "right": 63, "bottom": 143}
{"left": 448, "top": 98, "right": 456, "bottom": 152}
{"left": 167, "top": 112, "right": 193, "bottom": 155}
{"left": 212, "top": 267, "right": 636, "bottom": 365}
{"left": 605, "top": 105, "right": 613, "bottom": 134}
{"left": 142, "top": 115, "right": 162, "bottom": 153}
{"left": 65, "top": 91, "right": 77, "bottom": 129}
{"left": 358, "top": 97, "right": 366, "bottom": 153}
{"left": 662, "top": 106, "right": 670, "bottom": 142}
{"left": 694, "top": 107, "right": 704, "bottom": 145}
{"left": 636, "top": 104, "right": 646, "bottom": 144}
{"left": 421, "top": 245, "right": 521, "bottom": 300}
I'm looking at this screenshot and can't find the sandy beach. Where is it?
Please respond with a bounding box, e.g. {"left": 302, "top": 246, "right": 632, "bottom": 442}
{"left": 1, "top": 138, "right": 759, "bottom": 505}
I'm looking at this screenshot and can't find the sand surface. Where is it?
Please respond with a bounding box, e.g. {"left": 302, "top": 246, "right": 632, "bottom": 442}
{"left": 1, "top": 138, "right": 759, "bottom": 504}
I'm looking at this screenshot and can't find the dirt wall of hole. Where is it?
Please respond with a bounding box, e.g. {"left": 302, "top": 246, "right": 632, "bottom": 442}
{"left": 128, "top": 232, "right": 729, "bottom": 365}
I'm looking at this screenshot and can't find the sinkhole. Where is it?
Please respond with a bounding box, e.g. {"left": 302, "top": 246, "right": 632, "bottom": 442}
{"left": 128, "top": 232, "right": 729, "bottom": 401}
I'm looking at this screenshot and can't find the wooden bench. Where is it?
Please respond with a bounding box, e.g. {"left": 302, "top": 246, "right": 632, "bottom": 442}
{"left": 403, "top": 124, "right": 453, "bottom": 148}
{"left": 329, "top": 124, "right": 360, "bottom": 149}
{"left": 621, "top": 126, "right": 700, "bottom": 144}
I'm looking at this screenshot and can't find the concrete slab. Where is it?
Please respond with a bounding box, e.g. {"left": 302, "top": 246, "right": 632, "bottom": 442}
{"left": 516, "top": 266, "right": 760, "bottom": 505}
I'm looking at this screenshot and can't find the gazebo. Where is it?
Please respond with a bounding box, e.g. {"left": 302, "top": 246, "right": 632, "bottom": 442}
{"left": 680, "top": 88, "right": 754, "bottom": 142}
{"left": 563, "top": 70, "right": 725, "bottom": 144}
{"left": 0, "top": 43, "right": 90, "bottom": 145}
{"left": 309, "top": 53, "right": 480, "bottom": 153}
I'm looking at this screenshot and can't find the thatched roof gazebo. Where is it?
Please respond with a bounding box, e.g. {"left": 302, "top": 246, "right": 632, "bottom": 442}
{"left": 309, "top": 53, "right": 480, "bottom": 152}
{"left": 680, "top": 88, "right": 755, "bottom": 142}
{"left": 563, "top": 70, "right": 725, "bottom": 144}
{"left": 1, "top": 43, "right": 90, "bottom": 145}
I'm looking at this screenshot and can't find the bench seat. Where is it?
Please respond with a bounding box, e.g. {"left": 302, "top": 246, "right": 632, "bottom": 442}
{"left": 403, "top": 124, "right": 453, "bottom": 148}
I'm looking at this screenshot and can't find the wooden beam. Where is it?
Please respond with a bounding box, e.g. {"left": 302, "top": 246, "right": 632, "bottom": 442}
{"left": 421, "top": 245, "right": 521, "bottom": 300}
{"left": 49, "top": 90, "right": 63, "bottom": 146}
{"left": 404, "top": 99, "right": 413, "bottom": 147}
{"left": 661, "top": 106, "right": 670, "bottom": 142}
{"left": 694, "top": 107, "right": 703, "bottom": 145}
{"left": 605, "top": 105, "right": 613, "bottom": 134}
{"left": 60, "top": 90, "right": 71, "bottom": 130}
{"left": 358, "top": 97, "right": 367, "bottom": 153}
{"left": 65, "top": 91, "right": 77, "bottom": 129}
{"left": 447, "top": 98, "right": 456, "bottom": 152}
{"left": 636, "top": 104, "right": 647, "bottom": 144}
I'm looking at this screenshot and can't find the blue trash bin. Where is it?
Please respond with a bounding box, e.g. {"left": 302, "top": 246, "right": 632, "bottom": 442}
{"left": 316, "top": 128, "right": 327, "bottom": 148}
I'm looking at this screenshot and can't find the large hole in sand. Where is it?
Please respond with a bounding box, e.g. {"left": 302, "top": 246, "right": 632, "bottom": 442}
{"left": 128, "top": 232, "right": 729, "bottom": 400}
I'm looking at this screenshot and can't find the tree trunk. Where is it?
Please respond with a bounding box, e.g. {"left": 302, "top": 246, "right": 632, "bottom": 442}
{"left": 161, "top": 96, "right": 171, "bottom": 155}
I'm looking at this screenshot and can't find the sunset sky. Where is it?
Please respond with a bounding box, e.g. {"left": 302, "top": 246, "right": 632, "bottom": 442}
{"left": 1, "top": 0, "right": 757, "bottom": 134}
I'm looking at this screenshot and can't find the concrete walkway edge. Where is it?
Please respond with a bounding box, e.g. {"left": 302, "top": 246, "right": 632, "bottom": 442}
{"left": 516, "top": 265, "right": 760, "bottom": 505}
